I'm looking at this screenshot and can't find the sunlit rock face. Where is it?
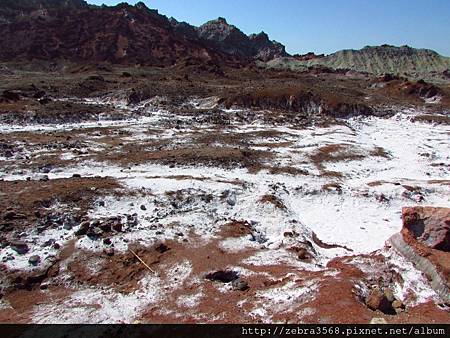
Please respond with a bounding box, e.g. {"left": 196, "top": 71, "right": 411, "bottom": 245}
{"left": 197, "top": 17, "right": 288, "bottom": 61}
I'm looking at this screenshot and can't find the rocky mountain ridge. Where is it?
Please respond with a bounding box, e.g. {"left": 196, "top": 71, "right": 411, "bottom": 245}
{"left": 1, "top": 0, "right": 449, "bottom": 82}
{"left": 0, "top": 1, "right": 220, "bottom": 65}
{"left": 195, "top": 17, "right": 288, "bottom": 61}
{"left": 0, "top": 0, "right": 87, "bottom": 20}
{"left": 267, "top": 45, "right": 450, "bottom": 82}
{"left": 0, "top": 0, "right": 287, "bottom": 64}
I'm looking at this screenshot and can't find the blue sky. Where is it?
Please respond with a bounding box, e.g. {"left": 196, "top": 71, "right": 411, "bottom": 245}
{"left": 87, "top": 0, "right": 450, "bottom": 56}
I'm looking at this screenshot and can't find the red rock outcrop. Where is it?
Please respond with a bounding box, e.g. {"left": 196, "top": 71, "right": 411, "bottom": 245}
{"left": 389, "top": 207, "right": 450, "bottom": 302}
{"left": 0, "top": 1, "right": 287, "bottom": 65}
{"left": 223, "top": 89, "right": 374, "bottom": 118}
{"left": 0, "top": 1, "right": 228, "bottom": 65}
{"left": 402, "top": 207, "right": 450, "bottom": 251}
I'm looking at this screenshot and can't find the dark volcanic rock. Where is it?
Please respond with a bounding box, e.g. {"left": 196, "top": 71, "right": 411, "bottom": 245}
{"left": 75, "top": 221, "right": 90, "bottom": 236}
{"left": 42, "top": 239, "right": 55, "bottom": 247}
{"left": 0, "top": 1, "right": 221, "bottom": 65}
{"left": 0, "top": 1, "right": 288, "bottom": 65}
{"left": 205, "top": 270, "right": 239, "bottom": 283}
{"left": 10, "top": 240, "right": 29, "bottom": 255}
{"left": 170, "top": 17, "right": 199, "bottom": 40}
{"left": 197, "top": 17, "right": 287, "bottom": 61}
{"left": 248, "top": 31, "right": 287, "bottom": 61}
{"left": 28, "top": 255, "right": 41, "bottom": 266}
{"left": 0, "top": 0, "right": 88, "bottom": 14}
{"left": 87, "top": 227, "right": 103, "bottom": 240}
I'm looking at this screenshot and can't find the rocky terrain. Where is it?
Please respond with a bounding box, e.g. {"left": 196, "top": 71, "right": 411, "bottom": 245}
{"left": 0, "top": 61, "right": 449, "bottom": 324}
{"left": 194, "top": 17, "right": 287, "bottom": 61}
{"left": 266, "top": 45, "right": 450, "bottom": 82}
{"left": 0, "top": 0, "right": 449, "bottom": 326}
{"left": 0, "top": 0, "right": 286, "bottom": 65}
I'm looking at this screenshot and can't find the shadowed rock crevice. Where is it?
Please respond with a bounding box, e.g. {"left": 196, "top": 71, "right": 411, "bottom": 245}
{"left": 205, "top": 270, "right": 239, "bottom": 283}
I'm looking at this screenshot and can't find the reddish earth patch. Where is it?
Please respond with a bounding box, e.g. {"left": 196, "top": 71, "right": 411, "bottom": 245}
{"left": 1, "top": 234, "right": 449, "bottom": 323}
{"left": 66, "top": 243, "right": 171, "bottom": 294}
{"left": 0, "top": 60, "right": 449, "bottom": 325}
{"left": 219, "top": 220, "right": 253, "bottom": 238}
{"left": 259, "top": 194, "right": 287, "bottom": 210}
{"left": 312, "top": 232, "right": 354, "bottom": 252}
{"left": 0, "top": 177, "right": 120, "bottom": 228}
{"left": 297, "top": 257, "right": 450, "bottom": 324}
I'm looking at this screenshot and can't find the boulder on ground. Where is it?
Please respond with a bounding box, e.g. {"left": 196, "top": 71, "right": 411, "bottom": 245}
{"left": 366, "top": 288, "right": 395, "bottom": 314}
{"left": 75, "top": 221, "right": 90, "bottom": 236}
{"left": 231, "top": 278, "right": 249, "bottom": 291}
{"left": 28, "top": 255, "right": 41, "bottom": 266}
{"left": 10, "top": 240, "right": 29, "bottom": 255}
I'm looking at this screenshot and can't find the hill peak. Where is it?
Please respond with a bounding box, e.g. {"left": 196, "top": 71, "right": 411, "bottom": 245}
{"left": 0, "top": 0, "right": 288, "bottom": 64}
{"left": 267, "top": 44, "right": 450, "bottom": 81}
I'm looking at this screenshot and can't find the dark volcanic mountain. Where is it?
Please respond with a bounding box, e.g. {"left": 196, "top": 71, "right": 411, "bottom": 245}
{"left": 0, "top": 0, "right": 87, "bottom": 14}
{"left": 196, "top": 17, "right": 288, "bottom": 61}
{"left": 0, "top": 0, "right": 221, "bottom": 65}
{"left": 0, "top": 0, "right": 288, "bottom": 65}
